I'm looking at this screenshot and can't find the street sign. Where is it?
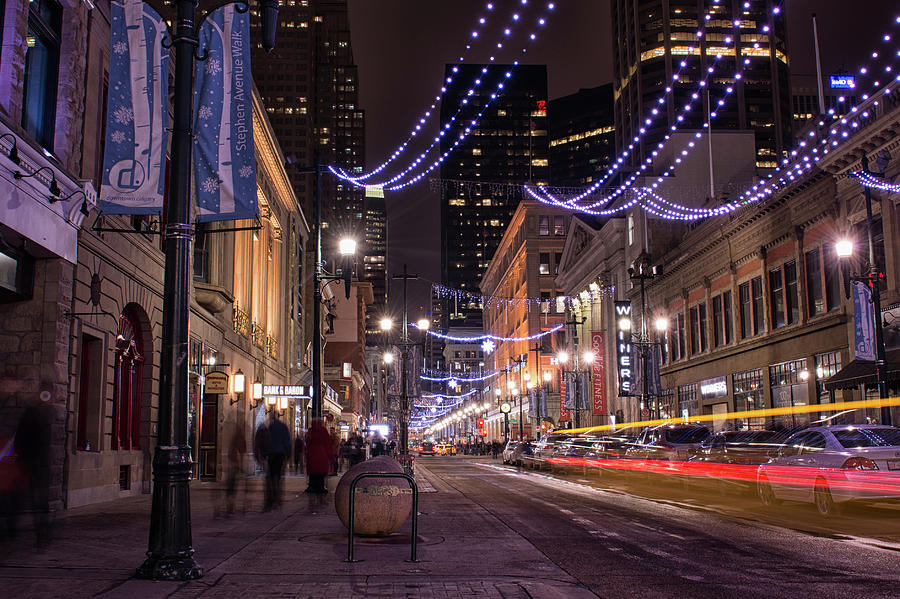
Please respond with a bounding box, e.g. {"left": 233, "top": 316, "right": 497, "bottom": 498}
{"left": 204, "top": 371, "right": 228, "bottom": 394}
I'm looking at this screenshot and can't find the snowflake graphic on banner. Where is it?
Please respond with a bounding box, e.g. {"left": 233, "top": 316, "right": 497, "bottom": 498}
{"left": 113, "top": 106, "right": 134, "bottom": 125}
{"left": 112, "top": 41, "right": 128, "bottom": 55}
{"left": 110, "top": 131, "right": 126, "bottom": 144}
{"left": 239, "top": 165, "right": 253, "bottom": 178}
{"left": 205, "top": 59, "right": 221, "bottom": 76}
{"left": 197, "top": 105, "right": 213, "bottom": 120}
{"left": 200, "top": 177, "right": 220, "bottom": 194}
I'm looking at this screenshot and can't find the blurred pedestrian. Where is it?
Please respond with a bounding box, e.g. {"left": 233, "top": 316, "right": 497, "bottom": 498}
{"left": 349, "top": 433, "right": 365, "bottom": 467}
{"left": 254, "top": 423, "right": 270, "bottom": 474}
{"left": 293, "top": 434, "right": 305, "bottom": 474}
{"left": 305, "top": 419, "right": 333, "bottom": 494}
{"left": 264, "top": 412, "right": 290, "bottom": 511}
{"left": 222, "top": 420, "right": 246, "bottom": 516}
{"left": 13, "top": 396, "right": 53, "bottom": 546}
{"left": 330, "top": 428, "right": 341, "bottom": 475}
{"left": 339, "top": 439, "right": 349, "bottom": 472}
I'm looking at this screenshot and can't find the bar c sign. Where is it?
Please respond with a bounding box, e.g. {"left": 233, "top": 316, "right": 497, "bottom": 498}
{"left": 614, "top": 301, "right": 633, "bottom": 396}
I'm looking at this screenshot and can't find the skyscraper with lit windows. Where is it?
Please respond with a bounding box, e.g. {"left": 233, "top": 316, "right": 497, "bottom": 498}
{"left": 251, "top": 0, "right": 365, "bottom": 259}
{"left": 611, "top": 0, "right": 791, "bottom": 171}
{"left": 439, "top": 64, "right": 549, "bottom": 330}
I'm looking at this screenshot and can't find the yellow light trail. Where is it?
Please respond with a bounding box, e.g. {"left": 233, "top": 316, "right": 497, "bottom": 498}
{"left": 558, "top": 396, "right": 900, "bottom": 436}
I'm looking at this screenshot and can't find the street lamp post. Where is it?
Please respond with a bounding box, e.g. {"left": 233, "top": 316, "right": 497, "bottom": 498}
{"left": 391, "top": 264, "right": 422, "bottom": 471}
{"left": 837, "top": 160, "right": 891, "bottom": 425}
{"left": 137, "top": 0, "right": 278, "bottom": 581}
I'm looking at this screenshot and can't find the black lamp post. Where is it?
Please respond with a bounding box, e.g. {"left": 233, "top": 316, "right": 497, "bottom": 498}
{"left": 837, "top": 154, "right": 892, "bottom": 425}
{"left": 137, "top": 0, "right": 279, "bottom": 581}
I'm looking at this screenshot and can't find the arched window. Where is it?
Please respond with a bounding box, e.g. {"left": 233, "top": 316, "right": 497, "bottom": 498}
{"left": 112, "top": 310, "right": 144, "bottom": 450}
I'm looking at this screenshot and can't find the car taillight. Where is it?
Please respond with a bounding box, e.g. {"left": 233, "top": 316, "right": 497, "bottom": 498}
{"left": 842, "top": 456, "right": 879, "bottom": 470}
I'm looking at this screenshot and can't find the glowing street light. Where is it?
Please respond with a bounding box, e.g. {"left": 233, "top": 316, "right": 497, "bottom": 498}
{"left": 654, "top": 317, "right": 669, "bottom": 333}
{"left": 380, "top": 317, "right": 393, "bottom": 331}
{"left": 339, "top": 237, "right": 357, "bottom": 256}
{"left": 835, "top": 238, "right": 854, "bottom": 258}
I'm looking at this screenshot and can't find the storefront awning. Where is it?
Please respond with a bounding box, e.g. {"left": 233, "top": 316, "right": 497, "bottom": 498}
{"left": 824, "top": 349, "right": 900, "bottom": 391}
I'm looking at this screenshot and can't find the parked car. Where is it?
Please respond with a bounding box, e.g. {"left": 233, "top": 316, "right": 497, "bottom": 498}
{"left": 625, "top": 425, "right": 710, "bottom": 478}
{"left": 501, "top": 440, "right": 520, "bottom": 465}
{"left": 511, "top": 441, "right": 535, "bottom": 467}
{"left": 531, "top": 433, "right": 574, "bottom": 470}
{"left": 548, "top": 435, "right": 601, "bottom": 473}
{"left": 757, "top": 425, "right": 900, "bottom": 516}
{"left": 419, "top": 441, "right": 436, "bottom": 456}
{"left": 686, "top": 430, "right": 784, "bottom": 492}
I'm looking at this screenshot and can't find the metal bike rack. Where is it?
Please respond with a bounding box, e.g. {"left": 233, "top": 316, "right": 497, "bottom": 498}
{"left": 346, "top": 472, "right": 418, "bottom": 563}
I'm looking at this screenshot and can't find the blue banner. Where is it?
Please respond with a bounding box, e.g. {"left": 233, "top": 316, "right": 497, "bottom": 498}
{"left": 576, "top": 372, "right": 590, "bottom": 410}
{"left": 99, "top": 0, "right": 168, "bottom": 214}
{"left": 563, "top": 372, "right": 575, "bottom": 410}
{"left": 193, "top": 6, "right": 257, "bottom": 222}
{"left": 853, "top": 281, "right": 876, "bottom": 361}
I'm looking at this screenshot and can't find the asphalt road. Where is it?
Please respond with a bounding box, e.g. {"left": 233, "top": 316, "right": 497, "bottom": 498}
{"left": 421, "top": 455, "right": 900, "bottom": 599}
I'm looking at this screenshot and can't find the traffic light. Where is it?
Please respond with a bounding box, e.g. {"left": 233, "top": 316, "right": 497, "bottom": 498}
{"left": 477, "top": 418, "right": 485, "bottom": 429}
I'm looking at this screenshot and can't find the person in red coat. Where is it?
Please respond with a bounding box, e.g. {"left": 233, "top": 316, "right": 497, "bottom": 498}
{"left": 304, "top": 419, "right": 333, "bottom": 494}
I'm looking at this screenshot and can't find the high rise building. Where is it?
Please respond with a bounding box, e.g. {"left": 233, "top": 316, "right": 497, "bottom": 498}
{"left": 363, "top": 195, "right": 388, "bottom": 332}
{"left": 610, "top": 0, "right": 791, "bottom": 171}
{"left": 251, "top": 0, "right": 365, "bottom": 261}
{"left": 548, "top": 84, "right": 616, "bottom": 187}
{"left": 440, "top": 64, "right": 550, "bottom": 330}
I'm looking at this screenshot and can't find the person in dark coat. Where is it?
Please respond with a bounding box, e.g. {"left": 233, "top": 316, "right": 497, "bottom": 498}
{"left": 223, "top": 420, "right": 246, "bottom": 515}
{"left": 304, "top": 419, "right": 333, "bottom": 494}
{"left": 14, "top": 397, "right": 53, "bottom": 546}
{"left": 264, "top": 412, "right": 291, "bottom": 511}
{"left": 293, "top": 434, "right": 305, "bottom": 474}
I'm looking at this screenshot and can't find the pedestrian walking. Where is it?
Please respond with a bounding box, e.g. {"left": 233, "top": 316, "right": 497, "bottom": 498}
{"left": 293, "top": 434, "right": 305, "bottom": 474}
{"left": 264, "top": 412, "right": 290, "bottom": 511}
{"left": 12, "top": 396, "right": 53, "bottom": 546}
{"left": 330, "top": 428, "right": 341, "bottom": 475}
{"left": 222, "top": 420, "right": 246, "bottom": 516}
{"left": 305, "top": 419, "right": 333, "bottom": 494}
{"left": 349, "top": 433, "right": 365, "bottom": 467}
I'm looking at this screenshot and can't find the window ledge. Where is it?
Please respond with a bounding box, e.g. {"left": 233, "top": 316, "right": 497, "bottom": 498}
{"left": 194, "top": 282, "right": 234, "bottom": 314}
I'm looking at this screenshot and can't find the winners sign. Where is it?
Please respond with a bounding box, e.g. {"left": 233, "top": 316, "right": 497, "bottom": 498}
{"left": 614, "top": 301, "right": 633, "bottom": 396}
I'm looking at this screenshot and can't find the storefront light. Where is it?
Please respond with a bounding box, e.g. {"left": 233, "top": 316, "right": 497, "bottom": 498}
{"left": 233, "top": 369, "right": 245, "bottom": 394}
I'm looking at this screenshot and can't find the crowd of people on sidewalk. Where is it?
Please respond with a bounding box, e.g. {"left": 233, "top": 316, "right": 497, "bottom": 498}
{"left": 222, "top": 416, "right": 402, "bottom": 515}
{"left": 455, "top": 440, "right": 502, "bottom": 458}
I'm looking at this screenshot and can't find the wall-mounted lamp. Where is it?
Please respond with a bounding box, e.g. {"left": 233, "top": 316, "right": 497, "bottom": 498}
{"left": 0, "top": 133, "right": 20, "bottom": 165}
{"left": 231, "top": 368, "right": 245, "bottom": 405}
{"left": 14, "top": 165, "right": 61, "bottom": 196}
{"left": 53, "top": 189, "right": 92, "bottom": 218}
{"left": 278, "top": 397, "right": 288, "bottom": 411}
{"left": 250, "top": 376, "right": 263, "bottom": 408}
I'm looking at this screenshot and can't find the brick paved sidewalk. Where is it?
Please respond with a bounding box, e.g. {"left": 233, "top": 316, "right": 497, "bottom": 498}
{"left": 0, "top": 465, "right": 597, "bottom": 599}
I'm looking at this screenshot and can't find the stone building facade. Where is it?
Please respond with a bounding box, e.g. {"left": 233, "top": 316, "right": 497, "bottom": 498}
{"left": 0, "top": 0, "right": 312, "bottom": 509}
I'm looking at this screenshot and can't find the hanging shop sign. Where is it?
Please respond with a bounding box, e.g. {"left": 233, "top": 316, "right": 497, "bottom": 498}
{"left": 204, "top": 371, "right": 228, "bottom": 394}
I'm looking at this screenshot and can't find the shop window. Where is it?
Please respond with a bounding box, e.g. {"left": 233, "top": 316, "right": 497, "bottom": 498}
{"left": 815, "top": 350, "right": 841, "bottom": 405}
{"left": 733, "top": 368, "right": 765, "bottom": 429}
{"left": 22, "top": 0, "right": 62, "bottom": 149}
{"left": 112, "top": 310, "right": 144, "bottom": 450}
{"left": 76, "top": 334, "right": 104, "bottom": 451}
{"left": 678, "top": 382, "right": 698, "bottom": 417}
{"left": 770, "top": 358, "right": 809, "bottom": 428}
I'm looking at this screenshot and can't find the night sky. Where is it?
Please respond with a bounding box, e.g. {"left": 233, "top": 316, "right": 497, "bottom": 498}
{"left": 346, "top": 0, "right": 896, "bottom": 316}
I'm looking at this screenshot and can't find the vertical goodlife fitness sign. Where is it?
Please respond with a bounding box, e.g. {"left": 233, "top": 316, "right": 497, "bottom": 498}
{"left": 614, "top": 301, "right": 633, "bottom": 396}
{"left": 590, "top": 332, "right": 605, "bottom": 414}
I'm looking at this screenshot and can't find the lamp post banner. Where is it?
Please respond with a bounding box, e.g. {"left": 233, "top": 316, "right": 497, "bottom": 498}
{"left": 559, "top": 373, "right": 571, "bottom": 422}
{"left": 99, "top": 0, "right": 168, "bottom": 214}
{"left": 591, "top": 331, "right": 605, "bottom": 415}
{"left": 193, "top": 5, "right": 258, "bottom": 222}
{"left": 852, "top": 281, "right": 876, "bottom": 361}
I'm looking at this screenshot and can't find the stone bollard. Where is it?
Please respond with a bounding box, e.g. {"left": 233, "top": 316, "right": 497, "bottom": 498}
{"left": 334, "top": 456, "right": 412, "bottom": 536}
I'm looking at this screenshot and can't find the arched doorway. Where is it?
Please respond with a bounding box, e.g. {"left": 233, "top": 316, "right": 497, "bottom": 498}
{"left": 112, "top": 308, "right": 144, "bottom": 450}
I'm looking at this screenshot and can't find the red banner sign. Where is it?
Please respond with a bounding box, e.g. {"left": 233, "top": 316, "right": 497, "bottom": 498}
{"left": 591, "top": 332, "right": 606, "bottom": 415}
{"left": 559, "top": 370, "right": 571, "bottom": 423}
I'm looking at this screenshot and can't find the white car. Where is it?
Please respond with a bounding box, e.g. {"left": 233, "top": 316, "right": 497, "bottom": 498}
{"left": 757, "top": 425, "right": 900, "bottom": 516}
